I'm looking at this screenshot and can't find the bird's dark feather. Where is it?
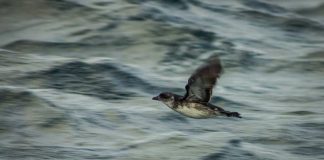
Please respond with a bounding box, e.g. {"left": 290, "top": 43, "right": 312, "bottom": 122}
{"left": 183, "top": 57, "right": 223, "bottom": 102}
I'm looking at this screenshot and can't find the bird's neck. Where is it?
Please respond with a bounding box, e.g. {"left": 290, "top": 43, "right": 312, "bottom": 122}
{"left": 163, "top": 100, "right": 175, "bottom": 109}
{"left": 165, "top": 95, "right": 184, "bottom": 109}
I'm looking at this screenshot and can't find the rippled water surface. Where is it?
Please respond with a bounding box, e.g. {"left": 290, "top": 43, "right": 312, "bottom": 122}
{"left": 1, "top": 0, "right": 324, "bottom": 159}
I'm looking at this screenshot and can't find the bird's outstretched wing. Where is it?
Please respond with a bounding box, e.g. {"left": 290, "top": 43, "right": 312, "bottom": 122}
{"left": 183, "top": 56, "right": 223, "bottom": 102}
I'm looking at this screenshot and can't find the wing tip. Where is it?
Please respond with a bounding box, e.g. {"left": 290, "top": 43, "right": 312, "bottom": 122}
{"left": 205, "top": 55, "right": 223, "bottom": 75}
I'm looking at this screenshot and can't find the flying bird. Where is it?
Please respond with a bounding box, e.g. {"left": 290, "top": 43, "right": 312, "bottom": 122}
{"left": 152, "top": 57, "right": 241, "bottom": 119}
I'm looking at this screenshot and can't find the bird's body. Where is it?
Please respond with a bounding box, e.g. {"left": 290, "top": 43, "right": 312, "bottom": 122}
{"left": 157, "top": 94, "right": 221, "bottom": 118}
{"left": 172, "top": 101, "right": 220, "bottom": 119}
{"left": 152, "top": 56, "right": 241, "bottom": 119}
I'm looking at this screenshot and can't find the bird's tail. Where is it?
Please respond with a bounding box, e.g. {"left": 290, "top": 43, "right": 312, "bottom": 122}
{"left": 211, "top": 105, "right": 242, "bottom": 118}
{"left": 221, "top": 110, "right": 242, "bottom": 118}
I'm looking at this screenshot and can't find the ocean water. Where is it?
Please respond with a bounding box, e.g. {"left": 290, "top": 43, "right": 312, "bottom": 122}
{"left": 1, "top": 0, "right": 324, "bottom": 159}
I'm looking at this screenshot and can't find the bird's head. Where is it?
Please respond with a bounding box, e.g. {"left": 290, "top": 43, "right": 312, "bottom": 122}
{"left": 152, "top": 92, "right": 175, "bottom": 106}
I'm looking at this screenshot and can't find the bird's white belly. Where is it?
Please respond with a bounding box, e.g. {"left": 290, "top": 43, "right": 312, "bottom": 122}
{"left": 175, "top": 105, "right": 214, "bottom": 119}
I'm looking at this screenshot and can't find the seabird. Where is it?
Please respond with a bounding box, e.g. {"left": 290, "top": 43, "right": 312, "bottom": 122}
{"left": 152, "top": 57, "right": 241, "bottom": 119}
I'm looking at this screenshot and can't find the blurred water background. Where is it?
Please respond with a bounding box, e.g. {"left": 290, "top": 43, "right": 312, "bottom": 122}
{"left": 1, "top": 0, "right": 324, "bottom": 159}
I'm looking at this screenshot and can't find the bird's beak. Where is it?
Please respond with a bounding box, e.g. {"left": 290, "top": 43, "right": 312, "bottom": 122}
{"left": 152, "top": 96, "right": 159, "bottom": 101}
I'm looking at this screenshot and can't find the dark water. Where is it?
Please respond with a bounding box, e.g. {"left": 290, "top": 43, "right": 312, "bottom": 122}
{"left": 1, "top": 0, "right": 324, "bottom": 159}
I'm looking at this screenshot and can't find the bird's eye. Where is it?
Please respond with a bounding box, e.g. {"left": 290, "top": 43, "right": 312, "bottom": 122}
{"left": 160, "top": 93, "right": 168, "bottom": 98}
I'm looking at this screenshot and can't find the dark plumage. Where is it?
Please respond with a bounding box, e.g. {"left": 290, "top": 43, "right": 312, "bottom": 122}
{"left": 152, "top": 57, "right": 241, "bottom": 119}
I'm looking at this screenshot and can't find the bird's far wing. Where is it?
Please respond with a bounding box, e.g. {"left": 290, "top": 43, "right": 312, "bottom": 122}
{"left": 183, "top": 56, "right": 223, "bottom": 103}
